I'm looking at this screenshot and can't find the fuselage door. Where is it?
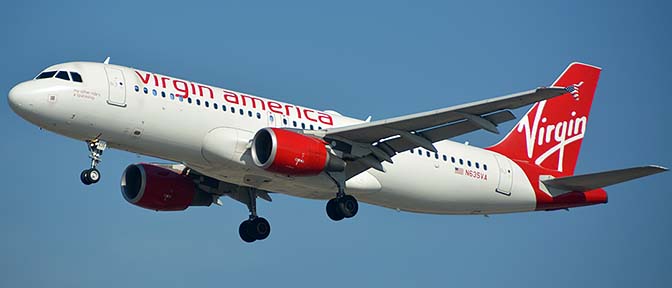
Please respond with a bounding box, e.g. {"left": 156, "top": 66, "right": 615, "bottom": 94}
{"left": 494, "top": 154, "right": 513, "bottom": 195}
{"left": 105, "top": 67, "right": 127, "bottom": 107}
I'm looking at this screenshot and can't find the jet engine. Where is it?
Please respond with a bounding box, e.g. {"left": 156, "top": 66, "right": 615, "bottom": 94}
{"left": 251, "top": 128, "right": 345, "bottom": 176}
{"left": 121, "top": 163, "right": 213, "bottom": 211}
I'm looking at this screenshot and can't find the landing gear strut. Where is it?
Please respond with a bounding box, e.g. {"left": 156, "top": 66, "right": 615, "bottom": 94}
{"left": 81, "top": 139, "right": 106, "bottom": 185}
{"left": 325, "top": 172, "right": 359, "bottom": 221}
{"left": 238, "top": 188, "right": 271, "bottom": 243}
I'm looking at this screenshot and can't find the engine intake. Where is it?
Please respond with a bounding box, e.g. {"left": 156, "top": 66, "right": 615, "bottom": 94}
{"left": 251, "top": 128, "right": 345, "bottom": 176}
{"left": 121, "top": 163, "right": 212, "bottom": 211}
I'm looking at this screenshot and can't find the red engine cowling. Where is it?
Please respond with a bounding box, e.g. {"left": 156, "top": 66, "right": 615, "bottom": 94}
{"left": 121, "top": 163, "right": 212, "bottom": 211}
{"left": 251, "top": 128, "right": 345, "bottom": 176}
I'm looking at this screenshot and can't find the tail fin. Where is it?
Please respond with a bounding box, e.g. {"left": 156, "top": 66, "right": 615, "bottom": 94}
{"left": 488, "top": 62, "right": 602, "bottom": 176}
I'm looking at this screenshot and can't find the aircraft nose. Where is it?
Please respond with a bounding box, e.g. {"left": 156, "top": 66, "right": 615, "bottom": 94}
{"left": 8, "top": 84, "right": 20, "bottom": 109}
{"left": 8, "top": 82, "right": 33, "bottom": 115}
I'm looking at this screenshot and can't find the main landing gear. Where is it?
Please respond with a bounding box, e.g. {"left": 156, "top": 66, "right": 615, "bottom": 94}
{"left": 238, "top": 188, "right": 271, "bottom": 243}
{"left": 325, "top": 172, "right": 359, "bottom": 221}
{"left": 81, "top": 140, "right": 106, "bottom": 185}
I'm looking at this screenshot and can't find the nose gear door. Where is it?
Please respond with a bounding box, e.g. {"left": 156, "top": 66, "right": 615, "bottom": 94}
{"left": 105, "top": 67, "right": 127, "bottom": 107}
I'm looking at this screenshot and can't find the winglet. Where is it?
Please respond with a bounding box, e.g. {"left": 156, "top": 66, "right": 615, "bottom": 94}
{"left": 103, "top": 57, "right": 110, "bottom": 65}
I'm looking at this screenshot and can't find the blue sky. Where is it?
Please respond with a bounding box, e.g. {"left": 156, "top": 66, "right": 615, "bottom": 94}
{"left": 1, "top": 0, "right": 671, "bottom": 287}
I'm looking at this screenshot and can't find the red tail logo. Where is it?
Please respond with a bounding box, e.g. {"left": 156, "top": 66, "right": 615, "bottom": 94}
{"left": 489, "top": 63, "right": 601, "bottom": 176}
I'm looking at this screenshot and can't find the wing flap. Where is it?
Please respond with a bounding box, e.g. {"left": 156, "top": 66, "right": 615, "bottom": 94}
{"left": 542, "top": 165, "right": 668, "bottom": 193}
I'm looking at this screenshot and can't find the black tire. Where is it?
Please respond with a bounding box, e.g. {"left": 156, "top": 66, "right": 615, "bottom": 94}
{"left": 87, "top": 168, "right": 101, "bottom": 184}
{"left": 338, "top": 195, "right": 359, "bottom": 218}
{"left": 239, "top": 220, "right": 256, "bottom": 243}
{"left": 326, "top": 198, "right": 344, "bottom": 221}
{"left": 250, "top": 217, "right": 271, "bottom": 240}
{"left": 80, "top": 170, "right": 91, "bottom": 185}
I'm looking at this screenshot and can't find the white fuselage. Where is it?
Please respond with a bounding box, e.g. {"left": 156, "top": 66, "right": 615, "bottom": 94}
{"left": 8, "top": 62, "right": 538, "bottom": 214}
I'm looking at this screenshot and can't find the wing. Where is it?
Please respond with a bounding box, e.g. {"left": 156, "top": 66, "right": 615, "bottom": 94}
{"left": 317, "top": 86, "right": 572, "bottom": 178}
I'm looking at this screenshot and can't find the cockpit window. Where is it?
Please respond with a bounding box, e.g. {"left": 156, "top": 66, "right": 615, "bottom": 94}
{"left": 70, "top": 72, "right": 83, "bottom": 83}
{"left": 35, "top": 70, "right": 83, "bottom": 83}
{"left": 55, "top": 71, "right": 70, "bottom": 81}
{"left": 36, "top": 71, "right": 57, "bottom": 79}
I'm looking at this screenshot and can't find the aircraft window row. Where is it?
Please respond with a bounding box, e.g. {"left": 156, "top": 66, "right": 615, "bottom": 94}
{"left": 133, "top": 85, "right": 323, "bottom": 130}
{"left": 410, "top": 148, "right": 488, "bottom": 171}
{"left": 35, "top": 70, "right": 83, "bottom": 83}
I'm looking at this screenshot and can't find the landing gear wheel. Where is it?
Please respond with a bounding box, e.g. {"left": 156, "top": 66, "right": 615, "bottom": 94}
{"left": 326, "top": 198, "right": 345, "bottom": 221}
{"left": 239, "top": 218, "right": 271, "bottom": 242}
{"left": 80, "top": 170, "right": 91, "bottom": 185}
{"left": 337, "top": 195, "right": 359, "bottom": 218}
{"left": 87, "top": 168, "right": 101, "bottom": 184}
{"left": 239, "top": 220, "right": 256, "bottom": 243}
{"left": 250, "top": 217, "right": 271, "bottom": 240}
{"left": 80, "top": 168, "right": 100, "bottom": 185}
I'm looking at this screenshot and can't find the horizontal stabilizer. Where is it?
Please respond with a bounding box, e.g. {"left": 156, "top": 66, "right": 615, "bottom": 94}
{"left": 542, "top": 165, "right": 668, "bottom": 193}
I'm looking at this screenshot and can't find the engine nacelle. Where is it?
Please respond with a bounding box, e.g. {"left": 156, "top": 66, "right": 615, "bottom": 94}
{"left": 121, "top": 163, "right": 212, "bottom": 211}
{"left": 251, "top": 128, "right": 345, "bottom": 176}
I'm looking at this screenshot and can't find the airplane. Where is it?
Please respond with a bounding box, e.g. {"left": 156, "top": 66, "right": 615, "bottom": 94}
{"left": 8, "top": 60, "right": 667, "bottom": 243}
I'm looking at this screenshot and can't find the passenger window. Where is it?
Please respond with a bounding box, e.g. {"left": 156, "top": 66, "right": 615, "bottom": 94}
{"left": 459, "top": 159, "right": 464, "bottom": 165}
{"left": 187, "top": 97, "right": 192, "bottom": 104}
{"left": 483, "top": 164, "right": 488, "bottom": 171}
{"left": 475, "top": 162, "right": 480, "bottom": 169}
{"left": 443, "top": 155, "right": 447, "bottom": 161}
{"left": 248, "top": 111, "right": 253, "bottom": 117}
{"left": 467, "top": 161, "right": 471, "bottom": 167}
{"left": 222, "top": 105, "right": 226, "bottom": 111}
{"left": 293, "top": 121, "right": 297, "bottom": 127}
{"left": 56, "top": 71, "right": 70, "bottom": 81}
{"left": 70, "top": 72, "right": 83, "bottom": 82}
{"left": 310, "top": 124, "right": 314, "bottom": 130}
{"left": 214, "top": 103, "right": 218, "bottom": 109}
{"left": 231, "top": 107, "right": 235, "bottom": 113}
{"left": 256, "top": 112, "right": 261, "bottom": 119}
{"left": 36, "top": 71, "right": 57, "bottom": 79}
{"left": 205, "top": 101, "right": 209, "bottom": 108}
{"left": 318, "top": 126, "right": 322, "bottom": 130}
{"left": 161, "top": 91, "right": 165, "bottom": 98}
{"left": 426, "top": 151, "right": 430, "bottom": 157}
{"left": 301, "top": 123, "right": 306, "bottom": 129}
{"left": 418, "top": 149, "right": 422, "bottom": 156}
{"left": 196, "top": 99, "right": 201, "bottom": 106}
{"left": 283, "top": 119, "right": 288, "bottom": 125}
{"left": 134, "top": 85, "right": 139, "bottom": 92}
{"left": 410, "top": 149, "right": 414, "bottom": 154}
{"left": 178, "top": 95, "right": 183, "bottom": 102}
{"left": 152, "top": 89, "right": 157, "bottom": 96}
{"left": 239, "top": 109, "right": 244, "bottom": 115}
{"left": 451, "top": 157, "right": 455, "bottom": 163}
{"left": 435, "top": 153, "right": 439, "bottom": 159}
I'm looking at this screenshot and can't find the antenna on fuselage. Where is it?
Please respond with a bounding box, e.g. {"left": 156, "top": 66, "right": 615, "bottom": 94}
{"left": 103, "top": 57, "right": 110, "bottom": 64}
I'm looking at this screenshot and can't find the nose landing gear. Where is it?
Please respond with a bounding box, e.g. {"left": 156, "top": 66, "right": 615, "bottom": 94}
{"left": 81, "top": 140, "right": 106, "bottom": 185}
